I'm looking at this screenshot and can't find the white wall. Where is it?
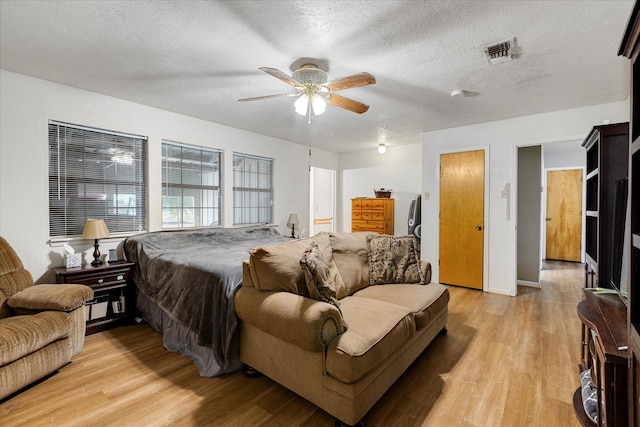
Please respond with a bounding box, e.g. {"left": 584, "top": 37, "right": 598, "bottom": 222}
{"left": 0, "top": 70, "right": 338, "bottom": 282}
{"left": 339, "top": 143, "right": 422, "bottom": 235}
{"left": 421, "top": 102, "right": 628, "bottom": 295}
{"left": 543, "top": 146, "right": 586, "bottom": 169}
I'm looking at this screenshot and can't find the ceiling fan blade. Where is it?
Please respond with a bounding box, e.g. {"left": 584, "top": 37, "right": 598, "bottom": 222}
{"left": 325, "top": 72, "right": 376, "bottom": 92}
{"left": 259, "top": 67, "right": 301, "bottom": 87}
{"left": 238, "top": 93, "right": 299, "bottom": 102}
{"left": 326, "top": 93, "right": 370, "bottom": 114}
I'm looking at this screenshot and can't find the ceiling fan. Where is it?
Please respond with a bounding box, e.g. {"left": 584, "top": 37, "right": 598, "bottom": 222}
{"left": 238, "top": 63, "right": 376, "bottom": 116}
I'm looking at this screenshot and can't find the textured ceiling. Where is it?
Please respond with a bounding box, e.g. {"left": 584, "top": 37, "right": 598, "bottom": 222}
{"left": 0, "top": 0, "right": 635, "bottom": 153}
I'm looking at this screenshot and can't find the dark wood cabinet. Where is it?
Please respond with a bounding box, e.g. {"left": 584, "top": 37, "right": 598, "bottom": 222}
{"left": 619, "top": 2, "right": 640, "bottom": 424}
{"left": 53, "top": 261, "right": 135, "bottom": 335}
{"left": 575, "top": 290, "right": 628, "bottom": 427}
{"left": 582, "top": 123, "right": 629, "bottom": 289}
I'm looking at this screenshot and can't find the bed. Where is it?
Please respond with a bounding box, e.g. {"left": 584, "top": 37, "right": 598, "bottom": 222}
{"left": 123, "top": 226, "right": 288, "bottom": 377}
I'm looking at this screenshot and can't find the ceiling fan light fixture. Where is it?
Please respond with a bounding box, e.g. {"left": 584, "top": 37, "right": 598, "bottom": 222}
{"left": 294, "top": 95, "right": 309, "bottom": 115}
{"left": 311, "top": 96, "right": 326, "bottom": 115}
{"left": 295, "top": 93, "right": 327, "bottom": 116}
{"left": 378, "top": 143, "right": 387, "bottom": 154}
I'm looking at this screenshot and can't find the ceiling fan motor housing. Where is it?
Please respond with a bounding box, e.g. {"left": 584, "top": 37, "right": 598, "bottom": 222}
{"left": 292, "top": 64, "right": 328, "bottom": 85}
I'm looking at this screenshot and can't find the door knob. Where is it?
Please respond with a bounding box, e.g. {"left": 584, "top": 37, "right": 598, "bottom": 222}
{"left": 545, "top": 217, "right": 552, "bottom": 221}
{"left": 475, "top": 225, "right": 482, "bottom": 231}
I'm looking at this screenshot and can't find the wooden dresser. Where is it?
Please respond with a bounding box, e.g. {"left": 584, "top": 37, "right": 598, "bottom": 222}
{"left": 351, "top": 198, "right": 394, "bottom": 234}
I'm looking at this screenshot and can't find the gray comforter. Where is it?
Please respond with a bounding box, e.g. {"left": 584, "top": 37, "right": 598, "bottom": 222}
{"left": 124, "top": 226, "right": 288, "bottom": 369}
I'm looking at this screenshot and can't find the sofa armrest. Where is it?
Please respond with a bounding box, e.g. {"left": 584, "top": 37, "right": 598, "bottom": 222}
{"left": 420, "top": 260, "right": 432, "bottom": 284}
{"left": 8, "top": 284, "right": 94, "bottom": 313}
{"left": 235, "top": 286, "right": 345, "bottom": 352}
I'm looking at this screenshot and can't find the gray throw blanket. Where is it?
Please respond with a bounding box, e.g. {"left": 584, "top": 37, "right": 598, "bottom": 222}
{"left": 124, "top": 226, "right": 288, "bottom": 368}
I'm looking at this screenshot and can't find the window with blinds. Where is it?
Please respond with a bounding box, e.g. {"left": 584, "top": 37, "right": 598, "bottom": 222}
{"left": 162, "top": 141, "right": 221, "bottom": 228}
{"left": 48, "top": 121, "right": 148, "bottom": 238}
{"left": 233, "top": 153, "right": 273, "bottom": 225}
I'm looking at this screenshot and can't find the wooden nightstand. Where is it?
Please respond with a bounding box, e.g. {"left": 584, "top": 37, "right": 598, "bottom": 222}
{"left": 53, "top": 261, "right": 135, "bottom": 335}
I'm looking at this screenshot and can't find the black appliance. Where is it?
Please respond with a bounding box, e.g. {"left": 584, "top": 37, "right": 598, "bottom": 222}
{"left": 408, "top": 194, "right": 421, "bottom": 242}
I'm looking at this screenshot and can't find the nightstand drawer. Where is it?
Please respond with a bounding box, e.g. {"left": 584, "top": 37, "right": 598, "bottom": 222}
{"left": 69, "top": 271, "right": 129, "bottom": 287}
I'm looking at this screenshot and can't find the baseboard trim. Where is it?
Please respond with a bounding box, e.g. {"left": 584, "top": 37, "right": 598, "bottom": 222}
{"left": 517, "top": 280, "right": 541, "bottom": 288}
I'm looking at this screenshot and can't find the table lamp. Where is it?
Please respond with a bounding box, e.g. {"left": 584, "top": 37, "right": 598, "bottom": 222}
{"left": 82, "top": 219, "right": 110, "bottom": 266}
{"left": 286, "top": 213, "right": 300, "bottom": 238}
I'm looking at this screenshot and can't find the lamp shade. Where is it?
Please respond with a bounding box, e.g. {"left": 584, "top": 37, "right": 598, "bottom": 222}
{"left": 82, "top": 219, "right": 110, "bottom": 239}
{"left": 311, "top": 96, "right": 326, "bottom": 115}
{"left": 294, "top": 95, "right": 309, "bottom": 116}
{"left": 295, "top": 94, "right": 327, "bottom": 116}
{"left": 286, "top": 213, "right": 300, "bottom": 229}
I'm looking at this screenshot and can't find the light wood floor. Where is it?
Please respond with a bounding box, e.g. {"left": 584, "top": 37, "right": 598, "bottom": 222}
{"left": 1, "top": 261, "right": 584, "bottom": 426}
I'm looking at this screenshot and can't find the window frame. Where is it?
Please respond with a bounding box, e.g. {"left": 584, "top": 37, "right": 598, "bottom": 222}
{"left": 48, "top": 121, "right": 148, "bottom": 241}
{"left": 161, "top": 140, "right": 222, "bottom": 229}
{"left": 232, "top": 152, "right": 274, "bottom": 225}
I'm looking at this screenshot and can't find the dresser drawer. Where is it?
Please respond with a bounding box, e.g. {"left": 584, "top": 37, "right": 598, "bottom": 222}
{"left": 352, "top": 220, "right": 384, "bottom": 233}
{"left": 370, "top": 199, "right": 385, "bottom": 209}
{"left": 370, "top": 210, "right": 385, "bottom": 220}
{"left": 352, "top": 210, "right": 362, "bottom": 220}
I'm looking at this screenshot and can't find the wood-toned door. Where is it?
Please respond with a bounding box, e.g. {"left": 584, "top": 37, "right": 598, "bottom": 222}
{"left": 439, "top": 150, "right": 484, "bottom": 290}
{"left": 545, "top": 169, "right": 582, "bottom": 262}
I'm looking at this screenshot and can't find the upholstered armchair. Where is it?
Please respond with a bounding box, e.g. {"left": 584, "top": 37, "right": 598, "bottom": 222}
{"left": 0, "top": 236, "right": 93, "bottom": 400}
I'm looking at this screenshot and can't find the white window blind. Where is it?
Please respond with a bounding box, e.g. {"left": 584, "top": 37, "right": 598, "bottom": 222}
{"left": 233, "top": 153, "right": 273, "bottom": 225}
{"left": 48, "top": 121, "right": 147, "bottom": 238}
{"left": 162, "top": 140, "right": 221, "bottom": 228}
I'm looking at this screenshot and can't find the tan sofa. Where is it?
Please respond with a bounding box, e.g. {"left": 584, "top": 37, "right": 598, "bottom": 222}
{"left": 235, "top": 231, "right": 449, "bottom": 425}
{"left": 0, "top": 237, "right": 93, "bottom": 400}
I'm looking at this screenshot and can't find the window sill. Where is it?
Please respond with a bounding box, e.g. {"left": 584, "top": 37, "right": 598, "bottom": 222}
{"left": 48, "top": 232, "right": 145, "bottom": 247}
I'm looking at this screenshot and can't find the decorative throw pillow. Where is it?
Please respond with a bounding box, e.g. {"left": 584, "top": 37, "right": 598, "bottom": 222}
{"left": 300, "top": 241, "right": 347, "bottom": 331}
{"left": 367, "top": 235, "right": 424, "bottom": 286}
{"left": 579, "top": 369, "right": 598, "bottom": 423}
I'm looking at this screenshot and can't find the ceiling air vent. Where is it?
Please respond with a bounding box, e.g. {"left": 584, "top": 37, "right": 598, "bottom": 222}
{"left": 483, "top": 37, "right": 516, "bottom": 66}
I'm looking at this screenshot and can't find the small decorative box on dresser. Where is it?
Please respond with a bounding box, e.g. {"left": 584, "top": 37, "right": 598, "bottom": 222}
{"left": 53, "top": 261, "right": 135, "bottom": 335}
{"left": 351, "top": 198, "right": 394, "bottom": 234}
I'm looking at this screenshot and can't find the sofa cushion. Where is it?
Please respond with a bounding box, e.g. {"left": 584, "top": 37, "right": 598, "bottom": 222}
{"left": 0, "top": 311, "right": 71, "bottom": 366}
{"left": 300, "top": 241, "right": 344, "bottom": 323}
{"left": 367, "top": 235, "right": 424, "bottom": 286}
{"left": 249, "top": 237, "right": 315, "bottom": 295}
{"left": 353, "top": 283, "right": 449, "bottom": 330}
{"left": 329, "top": 232, "right": 374, "bottom": 297}
{"left": 326, "top": 297, "right": 415, "bottom": 383}
{"left": 250, "top": 233, "right": 343, "bottom": 297}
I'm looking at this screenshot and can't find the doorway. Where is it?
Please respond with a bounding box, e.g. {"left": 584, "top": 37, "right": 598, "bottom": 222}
{"left": 310, "top": 167, "right": 336, "bottom": 236}
{"left": 544, "top": 168, "right": 583, "bottom": 262}
{"left": 517, "top": 145, "right": 542, "bottom": 286}
{"left": 439, "top": 150, "right": 485, "bottom": 290}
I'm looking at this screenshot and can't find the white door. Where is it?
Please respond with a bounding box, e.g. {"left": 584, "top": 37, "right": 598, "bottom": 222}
{"left": 310, "top": 167, "right": 336, "bottom": 235}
